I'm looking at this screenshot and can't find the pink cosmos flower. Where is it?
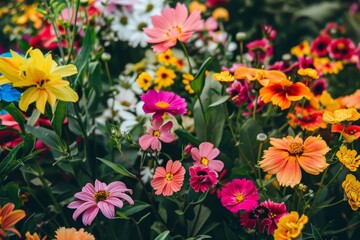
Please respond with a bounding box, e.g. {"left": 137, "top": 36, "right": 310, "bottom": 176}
{"left": 240, "top": 200, "right": 288, "bottom": 234}
{"left": 329, "top": 38, "right": 356, "bottom": 60}
{"left": 311, "top": 35, "right": 331, "bottom": 57}
{"left": 144, "top": 3, "right": 203, "bottom": 53}
{"left": 246, "top": 38, "right": 273, "bottom": 63}
{"left": 68, "top": 179, "right": 134, "bottom": 226}
{"left": 189, "top": 165, "right": 218, "bottom": 192}
{"left": 139, "top": 118, "right": 174, "bottom": 151}
{"left": 220, "top": 178, "right": 260, "bottom": 212}
{"left": 151, "top": 160, "right": 186, "bottom": 196}
{"left": 191, "top": 142, "right": 224, "bottom": 172}
{"left": 141, "top": 90, "right": 187, "bottom": 119}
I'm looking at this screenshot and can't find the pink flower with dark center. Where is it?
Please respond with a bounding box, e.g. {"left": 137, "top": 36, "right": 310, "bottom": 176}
{"left": 311, "top": 77, "right": 328, "bottom": 96}
{"left": 298, "top": 56, "right": 315, "bottom": 69}
{"left": 68, "top": 179, "right": 134, "bottom": 226}
{"left": 220, "top": 178, "right": 260, "bottom": 212}
{"left": 189, "top": 165, "right": 218, "bottom": 192}
{"left": 144, "top": 3, "right": 203, "bottom": 53}
{"left": 151, "top": 160, "right": 186, "bottom": 196}
{"left": 141, "top": 90, "right": 187, "bottom": 119}
{"left": 226, "top": 80, "right": 251, "bottom": 107}
{"left": 311, "top": 35, "right": 331, "bottom": 57}
{"left": 246, "top": 38, "right": 273, "bottom": 63}
{"left": 139, "top": 118, "right": 174, "bottom": 151}
{"left": 191, "top": 142, "right": 224, "bottom": 172}
{"left": 329, "top": 38, "right": 356, "bottom": 60}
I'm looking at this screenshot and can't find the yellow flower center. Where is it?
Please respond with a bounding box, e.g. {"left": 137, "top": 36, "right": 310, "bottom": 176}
{"left": 37, "top": 79, "right": 49, "bottom": 88}
{"left": 93, "top": 190, "right": 110, "bottom": 203}
{"left": 121, "top": 101, "right": 131, "bottom": 107}
{"left": 337, "top": 43, "right": 345, "bottom": 50}
{"left": 289, "top": 142, "right": 304, "bottom": 156}
{"left": 166, "top": 25, "right": 183, "bottom": 38}
{"left": 155, "top": 101, "right": 170, "bottom": 109}
{"left": 165, "top": 173, "right": 173, "bottom": 181}
{"left": 255, "top": 70, "right": 266, "bottom": 80}
{"left": 153, "top": 130, "right": 161, "bottom": 137}
{"left": 235, "top": 193, "right": 245, "bottom": 203}
{"left": 201, "top": 157, "right": 209, "bottom": 166}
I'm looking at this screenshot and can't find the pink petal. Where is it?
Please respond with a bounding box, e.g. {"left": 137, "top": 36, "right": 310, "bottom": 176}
{"left": 209, "top": 160, "right": 224, "bottom": 172}
{"left": 199, "top": 142, "right": 214, "bottom": 157}
{"left": 95, "top": 179, "right": 107, "bottom": 191}
{"left": 160, "top": 121, "right": 173, "bottom": 131}
{"left": 82, "top": 206, "right": 99, "bottom": 226}
{"left": 139, "top": 134, "right": 155, "bottom": 150}
{"left": 191, "top": 148, "right": 201, "bottom": 161}
{"left": 98, "top": 201, "right": 115, "bottom": 219}
{"left": 159, "top": 132, "right": 174, "bottom": 143}
{"left": 72, "top": 201, "right": 96, "bottom": 220}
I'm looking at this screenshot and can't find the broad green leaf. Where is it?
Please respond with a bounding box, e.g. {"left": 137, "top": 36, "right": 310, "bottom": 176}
{"left": 122, "top": 200, "right": 151, "bottom": 216}
{"left": 154, "top": 230, "right": 170, "bottom": 240}
{"left": 190, "top": 57, "right": 212, "bottom": 95}
{"left": 208, "top": 96, "right": 229, "bottom": 108}
{"left": 97, "top": 157, "right": 136, "bottom": 179}
{"left": 175, "top": 128, "right": 201, "bottom": 145}
{"left": 0, "top": 142, "right": 23, "bottom": 180}
{"left": 187, "top": 205, "right": 211, "bottom": 237}
{"left": 51, "top": 101, "right": 67, "bottom": 137}
{"left": 88, "top": 61, "right": 103, "bottom": 96}
{"left": 0, "top": 101, "right": 26, "bottom": 132}
{"left": 293, "top": 2, "right": 342, "bottom": 24}
{"left": 238, "top": 119, "right": 263, "bottom": 162}
{"left": 224, "top": 222, "right": 238, "bottom": 240}
{"left": 25, "top": 125, "right": 64, "bottom": 153}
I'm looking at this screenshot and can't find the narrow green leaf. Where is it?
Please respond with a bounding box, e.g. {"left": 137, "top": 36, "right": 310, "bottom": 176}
{"left": 0, "top": 101, "right": 26, "bottom": 132}
{"left": 208, "top": 96, "right": 229, "bottom": 108}
{"left": 187, "top": 205, "right": 211, "bottom": 237}
{"left": 311, "top": 223, "right": 323, "bottom": 240}
{"left": 154, "top": 230, "right": 170, "bottom": 240}
{"left": 97, "top": 157, "right": 136, "bottom": 179}
{"left": 175, "top": 128, "right": 201, "bottom": 145}
{"left": 122, "top": 200, "right": 151, "bottom": 216}
{"left": 0, "top": 142, "right": 23, "bottom": 179}
{"left": 73, "top": 27, "right": 92, "bottom": 84}
{"left": 190, "top": 57, "right": 212, "bottom": 95}
{"left": 51, "top": 101, "right": 67, "bottom": 136}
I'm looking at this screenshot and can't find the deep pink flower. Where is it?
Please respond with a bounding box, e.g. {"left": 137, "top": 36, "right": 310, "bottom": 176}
{"left": 184, "top": 144, "right": 193, "bottom": 155}
{"left": 329, "top": 38, "right": 356, "bottom": 60}
{"left": 240, "top": 200, "right": 288, "bottom": 234}
{"left": 141, "top": 90, "right": 187, "bottom": 119}
{"left": 246, "top": 38, "right": 273, "bottom": 63}
{"left": 242, "top": 97, "right": 265, "bottom": 116}
{"left": 311, "top": 77, "right": 328, "bottom": 96}
{"left": 298, "top": 56, "right": 315, "bottom": 69}
{"left": 226, "top": 80, "right": 251, "bottom": 107}
{"left": 139, "top": 118, "right": 174, "bottom": 151}
{"left": 144, "top": 3, "right": 203, "bottom": 53}
{"left": 267, "top": 61, "right": 298, "bottom": 74}
{"left": 189, "top": 165, "right": 218, "bottom": 192}
{"left": 320, "top": 22, "right": 346, "bottom": 36}
{"left": 311, "top": 35, "right": 331, "bottom": 57}
{"left": 206, "top": 0, "right": 229, "bottom": 7}
{"left": 220, "top": 178, "right": 260, "bottom": 212}
{"left": 262, "top": 24, "right": 277, "bottom": 41}
{"left": 68, "top": 179, "right": 134, "bottom": 226}
{"left": 191, "top": 142, "right": 224, "bottom": 172}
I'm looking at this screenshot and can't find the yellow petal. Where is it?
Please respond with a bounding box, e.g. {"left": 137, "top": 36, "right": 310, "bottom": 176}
{"left": 47, "top": 89, "right": 57, "bottom": 110}
{"left": 47, "top": 85, "right": 79, "bottom": 102}
{"left": 19, "top": 87, "right": 39, "bottom": 112}
{"left": 51, "top": 64, "right": 78, "bottom": 77}
{"left": 36, "top": 90, "right": 48, "bottom": 114}
{"left": 0, "top": 76, "right": 11, "bottom": 85}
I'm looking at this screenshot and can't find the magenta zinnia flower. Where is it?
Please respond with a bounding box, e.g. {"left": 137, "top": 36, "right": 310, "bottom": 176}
{"left": 139, "top": 118, "right": 174, "bottom": 151}
{"left": 141, "top": 90, "right": 187, "bottom": 119}
{"left": 191, "top": 142, "right": 224, "bottom": 172}
{"left": 220, "top": 178, "right": 260, "bottom": 212}
{"left": 68, "top": 179, "right": 134, "bottom": 226}
{"left": 144, "top": 3, "right": 203, "bottom": 53}
{"left": 311, "top": 35, "right": 331, "bottom": 57}
{"left": 329, "top": 38, "right": 356, "bottom": 60}
{"left": 189, "top": 165, "right": 218, "bottom": 192}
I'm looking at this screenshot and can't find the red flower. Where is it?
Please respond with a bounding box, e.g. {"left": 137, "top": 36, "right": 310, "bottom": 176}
{"left": 331, "top": 124, "right": 360, "bottom": 143}
{"left": 246, "top": 38, "right": 273, "bottom": 63}
{"left": 329, "top": 38, "right": 356, "bottom": 60}
{"left": 311, "top": 35, "right": 331, "bottom": 57}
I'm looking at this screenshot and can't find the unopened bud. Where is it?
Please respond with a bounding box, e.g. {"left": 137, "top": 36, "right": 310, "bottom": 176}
{"left": 256, "top": 133, "right": 267, "bottom": 142}
{"left": 236, "top": 32, "right": 247, "bottom": 41}
{"left": 101, "top": 52, "right": 111, "bottom": 61}
{"left": 282, "top": 53, "right": 291, "bottom": 61}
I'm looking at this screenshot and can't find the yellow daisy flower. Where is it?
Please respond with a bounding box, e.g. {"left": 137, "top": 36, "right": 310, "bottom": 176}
{"left": 290, "top": 40, "right": 310, "bottom": 57}
{"left": 154, "top": 66, "right": 176, "bottom": 89}
{"left": 182, "top": 73, "right": 195, "bottom": 94}
{"left": 136, "top": 72, "right": 153, "bottom": 91}
{"left": 213, "top": 71, "right": 234, "bottom": 83}
{"left": 336, "top": 146, "right": 360, "bottom": 172}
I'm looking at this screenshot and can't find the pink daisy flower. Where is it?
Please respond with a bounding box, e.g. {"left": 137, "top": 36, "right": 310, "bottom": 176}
{"left": 68, "top": 179, "right": 134, "bottom": 226}
{"left": 220, "top": 178, "right": 260, "bottom": 212}
{"left": 189, "top": 165, "right": 218, "bottom": 192}
{"left": 191, "top": 142, "right": 224, "bottom": 172}
{"left": 144, "top": 3, "right": 203, "bottom": 53}
{"left": 151, "top": 160, "right": 186, "bottom": 196}
{"left": 240, "top": 200, "right": 288, "bottom": 234}
{"left": 141, "top": 90, "right": 187, "bottom": 119}
{"left": 139, "top": 118, "right": 174, "bottom": 151}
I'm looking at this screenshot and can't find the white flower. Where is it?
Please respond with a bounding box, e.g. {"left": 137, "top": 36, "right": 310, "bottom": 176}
{"left": 108, "top": 87, "right": 137, "bottom": 112}
{"left": 140, "top": 166, "right": 154, "bottom": 183}
{"left": 111, "top": 10, "right": 133, "bottom": 42}
{"left": 132, "top": 0, "right": 164, "bottom": 15}
{"left": 120, "top": 102, "right": 146, "bottom": 132}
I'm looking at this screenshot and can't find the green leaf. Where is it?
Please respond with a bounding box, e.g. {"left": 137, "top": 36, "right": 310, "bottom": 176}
{"left": 187, "top": 205, "right": 211, "bottom": 237}
{"left": 97, "top": 157, "right": 136, "bottom": 179}
{"left": 122, "top": 200, "right": 151, "bottom": 216}
{"left": 208, "top": 96, "right": 229, "bottom": 108}
{"left": 175, "top": 128, "right": 201, "bottom": 145}
{"left": 190, "top": 190, "right": 208, "bottom": 205}
{"left": 190, "top": 57, "right": 212, "bottom": 95}
{"left": 238, "top": 119, "right": 263, "bottom": 162}
{"left": 293, "top": 2, "right": 342, "bottom": 24}
{"left": 25, "top": 125, "right": 64, "bottom": 153}
{"left": 154, "top": 230, "right": 170, "bottom": 240}
{"left": 73, "top": 27, "right": 92, "bottom": 84}
{"left": 224, "top": 222, "right": 238, "bottom": 240}
{"left": 88, "top": 61, "right": 103, "bottom": 96}
{"left": 51, "top": 101, "right": 67, "bottom": 136}
{"left": 0, "top": 101, "right": 26, "bottom": 132}
{"left": 0, "top": 142, "right": 23, "bottom": 180}
{"left": 311, "top": 223, "right": 323, "bottom": 240}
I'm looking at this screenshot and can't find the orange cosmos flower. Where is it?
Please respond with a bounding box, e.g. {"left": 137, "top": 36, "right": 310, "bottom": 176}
{"left": 234, "top": 66, "right": 286, "bottom": 86}
{"left": 259, "top": 79, "right": 312, "bottom": 110}
{"left": 151, "top": 160, "right": 186, "bottom": 196}
{"left": 0, "top": 203, "right": 26, "bottom": 239}
{"left": 259, "top": 136, "right": 330, "bottom": 187}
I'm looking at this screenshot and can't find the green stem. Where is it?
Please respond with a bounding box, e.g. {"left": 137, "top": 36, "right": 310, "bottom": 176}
{"left": 131, "top": 218, "right": 143, "bottom": 240}
{"left": 66, "top": 0, "right": 81, "bottom": 64}
{"left": 317, "top": 199, "right": 345, "bottom": 209}
{"left": 253, "top": 94, "right": 258, "bottom": 120}
{"left": 180, "top": 42, "right": 193, "bottom": 75}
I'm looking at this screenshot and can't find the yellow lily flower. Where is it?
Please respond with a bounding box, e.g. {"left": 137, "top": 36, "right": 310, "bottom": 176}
{"left": 0, "top": 48, "right": 78, "bottom": 114}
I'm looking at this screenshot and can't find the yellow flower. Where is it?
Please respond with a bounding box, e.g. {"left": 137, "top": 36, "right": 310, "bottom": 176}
{"left": 154, "top": 66, "right": 176, "bottom": 89}
{"left": 314, "top": 57, "right": 343, "bottom": 75}
{"left": 290, "top": 40, "right": 310, "bottom": 57}
{"left": 274, "top": 211, "right": 308, "bottom": 240}
{"left": 25, "top": 231, "right": 46, "bottom": 240}
{"left": 297, "top": 68, "right": 319, "bottom": 80}
{"left": 189, "top": 1, "right": 207, "bottom": 13}
{"left": 182, "top": 73, "right": 195, "bottom": 94}
{"left": 0, "top": 48, "right": 79, "bottom": 114}
{"left": 337, "top": 146, "right": 360, "bottom": 172}
{"left": 213, "top": 71, "right": 234, "bottom": 83}
{"left": 157, "top": 49, "right": 176, "bottom": 66}
{"left": 14, "top": 3, "right": 43, "bottom": 29}
{"left": 136, "top": 72, "right": 153, "bottom": 91}
{"left": 319, "top": 91, "right": 340, "bottom": 111}
{"left": 342, "top": 174, "right": 360, "bottom": 211}
{"left": 212, "top": 7, "right": 230, "bottom": 21}
{"left": 323, "top": 108, "right": 360, "bottom": 124}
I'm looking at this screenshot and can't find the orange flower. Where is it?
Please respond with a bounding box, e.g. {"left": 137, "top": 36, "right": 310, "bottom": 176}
{"left": 259, "top": 79, "right": 312, "bottom": 110}
{"left": 331, "top": 124, "right": 360, "bottom": 143}
{"left": 151, "top": 160, "right": 186, "bottom": 196}
{"left": 54, "top": 227, "right": 95, "bottom": 240}
{"left": 259, "top": 136, "right": 330, "bottom": 187}
{"left": 25, "top": 231, "right": 47, "bottom": 240}
{"left": 234, "top": 66, "right": 286, "bottom": 86}
{"left": 287, "top": 106, "right": 326, "bottom": 131}
{"left": 0, "top": 203, "right": 26, "bottom": 239}
{"left": 341, "top": 89, "right": 360, "bottom": 109}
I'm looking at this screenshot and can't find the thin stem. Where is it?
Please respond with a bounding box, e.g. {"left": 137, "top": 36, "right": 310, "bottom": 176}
{"left": 252, "top": 94, "right": 258, "bottom": 120}
{"left": 180, "top": 42, "right": 193, "bottom": 75}
{"left": 317, "top": 198, "right": 345, "bottom": 209}
{"left": 131, "top": 218, "right": 143, "bottom": 240}
{"left": 66, "top": 0, "right": 81, "bottom": 64}
{"left": 189, "top": 204, "right": 202, "bottom": 237}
